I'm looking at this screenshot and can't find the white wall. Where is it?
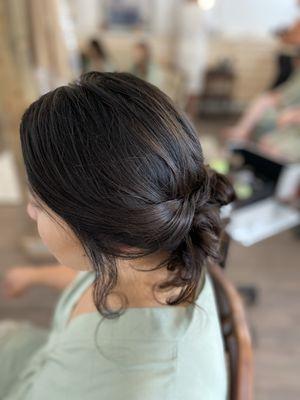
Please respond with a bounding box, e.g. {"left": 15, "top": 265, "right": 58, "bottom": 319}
{"left": 209, "top": 0, "right": 298, "bottom": 37}
{"left": 71, "top": 0, "right": 101, "bottom": 43}
{"left": 70, "top": 0, "right": 300, "bottom": 40}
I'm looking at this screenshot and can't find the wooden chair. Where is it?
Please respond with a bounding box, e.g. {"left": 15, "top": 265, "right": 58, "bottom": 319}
{"left": 209, "top": 264, "right": 253, "bottom": 400}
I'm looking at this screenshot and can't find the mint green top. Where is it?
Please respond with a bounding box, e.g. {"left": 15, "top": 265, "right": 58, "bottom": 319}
{"left": 253, "top": 69, "right": 300, "bottom": 140}
{"left": 3, "top": 270, "right": 227, "bottom": 400}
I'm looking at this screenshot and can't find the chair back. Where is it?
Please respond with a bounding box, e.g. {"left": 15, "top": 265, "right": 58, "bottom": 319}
{"left": 209, "top": 264, "right": 253, "bottom": 400}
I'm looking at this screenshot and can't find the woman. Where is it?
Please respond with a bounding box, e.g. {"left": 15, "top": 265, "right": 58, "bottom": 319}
{"left": 258, "top": 106, "right": 300, "bottom": 162}
{"left": 130, "top": 41, "right": 163, "bottom": 85}
{"left": 80, "top": 38, "right": 113, "bottom": 73}
{"left": 1, "top": 72, "right": 234, "bottom": 399}
{"left": 130, "top": 42, "right": 187, "bottom": 109}
{"left": 224, "top": 54, "right": 300, "bottom": 142}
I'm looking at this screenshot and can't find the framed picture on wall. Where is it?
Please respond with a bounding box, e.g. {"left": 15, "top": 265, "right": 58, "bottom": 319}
{"left": 102, "top": 0, "right": 152, "bottom": 31}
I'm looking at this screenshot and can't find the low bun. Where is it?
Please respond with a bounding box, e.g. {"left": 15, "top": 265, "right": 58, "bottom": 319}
{"left": 159, "top": 167, "right": 235, "bottom": 306}
{"left": 138, "top": 167, "right": 235, "bottom": 253}
{"left": 207, "top": 167, "right": 236, "bottom": 207}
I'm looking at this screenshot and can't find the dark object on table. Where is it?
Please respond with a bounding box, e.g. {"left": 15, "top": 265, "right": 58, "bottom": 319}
{"left": 229, "top": 145, "right": 285, "bottom": 208}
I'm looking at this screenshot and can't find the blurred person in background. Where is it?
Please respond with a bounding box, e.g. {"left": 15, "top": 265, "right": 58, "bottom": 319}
{"left": 258, "top": 105, "right": 300, "bottom": 161}
{"left": 224, "top": 53, "right": 300, "bottom": 161}
{"left": 0, "top": 72, "right": 234, "bottom": 400}
{"left": 270, "top": 30, "right": 298, "bottom": 90}
{"left": 130, "top": 41, "right": 187, "bottom": 107}
{"left": 177, "top": 0, "right": 210, "bottom": 117}
{"left": 130, "top": 41, "right": 164, "bottom": 85}
{"left": 80, "top": 38, "right": 114, "bottom": 73}
{"left": 270, "top": 0, "right": 300, "bottom": 89}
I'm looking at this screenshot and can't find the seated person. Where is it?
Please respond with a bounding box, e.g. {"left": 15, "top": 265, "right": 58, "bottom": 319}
{"left": 80, "top": 38, "right": 113, "bottom": 73}
{"left": 0, "top": 72, "right": 234, "bottom": 400}
{"left": 225, "top": 53, "right": 300, "bottom": 143}
{"left": 270, "top": 0, "right": 300, "bottom": 89}
{"left": 130, "top": 41, "right": 159, "bottom": 82}
{"left": 129, "top": 41, "right": 186, "bottom": 105}
{"left": 258, "top": 106, "right": 300, "bottom": 162}
{"left": 269, "top": 29, "right": 296, "bottom": 90}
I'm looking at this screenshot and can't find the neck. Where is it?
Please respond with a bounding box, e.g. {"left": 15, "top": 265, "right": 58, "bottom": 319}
{"left": 70, "top": 251, "right": 193, "bottom": 322}
{"left": 108, "top": 251, "right": 182, "bottom": 308}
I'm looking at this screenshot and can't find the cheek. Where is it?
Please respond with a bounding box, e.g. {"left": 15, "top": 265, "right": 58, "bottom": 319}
{"left": 36, "top": 213, "right": 86, "bottom": 269}
{"left": 36, "top": 213, "right": 69, "bottom": 256}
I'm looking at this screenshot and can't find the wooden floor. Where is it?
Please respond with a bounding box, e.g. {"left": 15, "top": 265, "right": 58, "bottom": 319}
{"left": 0, "top": 204, "right": 299, "bottom": 399}
{"left": 227, "top": 230, "right": 300, "bottom": 400}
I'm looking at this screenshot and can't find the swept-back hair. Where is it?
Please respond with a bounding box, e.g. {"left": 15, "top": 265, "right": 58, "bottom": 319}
{"left": 20, "top": 72, "right": 235, "bottom": 317}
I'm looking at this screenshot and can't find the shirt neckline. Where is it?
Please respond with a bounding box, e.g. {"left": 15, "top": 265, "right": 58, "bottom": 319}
{"left": 63, "top": 268, "right": 207, "bottom": 332}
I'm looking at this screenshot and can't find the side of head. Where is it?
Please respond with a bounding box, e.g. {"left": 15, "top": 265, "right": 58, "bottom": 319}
{"left": 20, "top": 72, "right": 234, "bottom": 316}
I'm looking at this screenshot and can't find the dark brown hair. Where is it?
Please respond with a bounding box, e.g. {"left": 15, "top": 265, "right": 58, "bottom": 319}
{"left": 20, "top": 72, "right": 235, "bottom": 317}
